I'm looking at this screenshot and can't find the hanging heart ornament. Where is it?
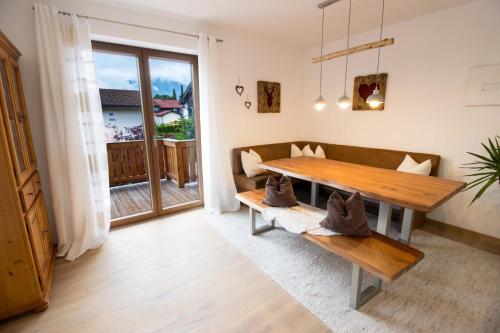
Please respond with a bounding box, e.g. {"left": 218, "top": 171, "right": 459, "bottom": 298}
{"left": 244, "top": 101, "right": 251, "bottom": 109}
{"left": 235, "top": 85, "right": 244, "bottom": 96}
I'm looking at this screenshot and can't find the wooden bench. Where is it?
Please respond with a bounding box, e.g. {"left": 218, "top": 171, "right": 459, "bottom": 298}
{"left": 235, "top": 189, "right": 425, "bottom": 309}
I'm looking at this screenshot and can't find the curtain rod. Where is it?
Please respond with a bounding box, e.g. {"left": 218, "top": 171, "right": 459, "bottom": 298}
{"left": 31, "top": 6, "right": 223, "bottom": 43}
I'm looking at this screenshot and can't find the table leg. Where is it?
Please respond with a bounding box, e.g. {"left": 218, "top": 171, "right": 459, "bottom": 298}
{"left": 249, "top": 207, "right": 275, "bottom": 235}
{"left": 400, "top": 208, "right": 415, "bottom": 243}
{"left": 311, "top": 182, "right": 319, "bottom": 206}
{"left": 350, "top": 264, "right": 382, "bottom": 309}
{"left": 376, "top": 202, "right": 392, "bottom": 235}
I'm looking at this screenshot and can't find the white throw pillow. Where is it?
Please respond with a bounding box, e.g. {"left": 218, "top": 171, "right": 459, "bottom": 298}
{"left": 302, "top": 144, "right": 315, "bottom": 157}
{"left": 397, "top": 154, "right": 432, "bottom": 176}
{"left": 315, "top": 145, "right": 326, "bottom": 158}
{"left": 291, "top": 144, "right": 303, "bottom": 157}
{"left": 241, "top": 149, "right": 265, "bottom": 177}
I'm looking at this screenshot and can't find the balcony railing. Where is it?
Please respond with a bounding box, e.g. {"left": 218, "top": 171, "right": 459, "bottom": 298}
{"left": 106, "top": 139, "right": 197, "bottom": 188}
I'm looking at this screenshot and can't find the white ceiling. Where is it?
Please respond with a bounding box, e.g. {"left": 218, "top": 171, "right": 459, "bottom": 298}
{"left": 89, "top": 0, "right": 475, "bottom": 48}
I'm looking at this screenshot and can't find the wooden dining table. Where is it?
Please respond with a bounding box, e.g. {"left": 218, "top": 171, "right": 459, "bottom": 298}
{"left": 258, "top": 157, "right": 466, "bottom": 243}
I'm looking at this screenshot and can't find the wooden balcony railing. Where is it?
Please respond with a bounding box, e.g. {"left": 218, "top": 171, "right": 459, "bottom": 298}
{"left": 107, "top": 139, "right": 197, "bottom": 188}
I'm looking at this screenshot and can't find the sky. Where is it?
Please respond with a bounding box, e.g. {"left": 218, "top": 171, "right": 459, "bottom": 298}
{"left": 93, "top": 51, "right": 192, "bottom": 95}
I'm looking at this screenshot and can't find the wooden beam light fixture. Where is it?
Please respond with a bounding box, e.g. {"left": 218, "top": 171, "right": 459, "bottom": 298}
{"left": 313, "top": 38, "right": 394, "bottom": 64}
{"left": 312, "top": 0, "right": 394, "bottom": 65}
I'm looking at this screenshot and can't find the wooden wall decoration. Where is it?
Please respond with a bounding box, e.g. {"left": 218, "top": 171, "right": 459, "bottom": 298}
{"left": 352, "top": 73, "right": 388, "bottom": 111}
{"left": 257, "top": 81, "right": 280, "bottom": 113}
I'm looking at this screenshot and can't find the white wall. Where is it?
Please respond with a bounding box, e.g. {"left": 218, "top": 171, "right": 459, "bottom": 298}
{"left": 0, "top": 0, "right": 304, "bottom": 231}
{"left": 157, "top": 112, "right": 181, "bottom": 125}
{"left": 302, "top": 0, "right": 500, "bottom": 237}
{"left": 102, "top": 109, "right": 143, "bottom": 140}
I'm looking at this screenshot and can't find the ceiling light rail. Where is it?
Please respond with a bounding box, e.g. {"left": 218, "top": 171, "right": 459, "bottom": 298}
{"left": 313, "top": 38, "right": 394, "bottom": 63}
{"left": 318, "top": 0, "right": 343, "bottom": 9}
{"left": 31, "top": 6, "right": 223, "bottom": 43}
{"left": 312, "top": 0, "right": 393, "bottom": 65}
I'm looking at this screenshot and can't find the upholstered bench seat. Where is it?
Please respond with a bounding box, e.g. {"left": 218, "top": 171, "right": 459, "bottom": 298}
{"left": 233, "top": 170, "right": 282, "bottom": 191}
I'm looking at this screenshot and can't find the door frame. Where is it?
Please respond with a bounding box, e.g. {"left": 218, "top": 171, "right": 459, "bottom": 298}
{"left": 92, "top": 41, "right": 204, "bottom": 228}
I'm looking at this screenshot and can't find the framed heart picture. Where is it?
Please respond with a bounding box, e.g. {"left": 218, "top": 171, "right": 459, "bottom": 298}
{"left": 352, "top": 73, "right": 388, "bottom": 111}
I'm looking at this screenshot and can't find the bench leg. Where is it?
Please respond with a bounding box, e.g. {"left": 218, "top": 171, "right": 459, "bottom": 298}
{"left": 250, "top": 207, "right": 275, "bottom": 235}
{"left": 376, "top": 202, "right": 392, "bottom": 235}
{"left": 311, "top": 182, "right": 319, "bottom": 206}
{"left": 350, "top": 264, "right": 382, "bottom": 309}
{"left": 400, "top": 208, "right": 415, "bottom": 243}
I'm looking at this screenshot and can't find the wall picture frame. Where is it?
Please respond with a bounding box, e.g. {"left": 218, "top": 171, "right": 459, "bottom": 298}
{"left": 257, "top": 81, "right": 281, "bottom": 113}
{"left": 465, "top": 64, "right": 500, "bottom": 106}
{"left": 352, "top": 73, "right": 388, "bottom": 111}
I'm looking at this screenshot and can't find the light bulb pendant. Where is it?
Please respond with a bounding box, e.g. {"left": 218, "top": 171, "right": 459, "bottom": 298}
{"left": 366, "top": 87, "right": 384, "bottom": 108}
{"left": 337, "top": 94, "right": 351, "bottom": 110}
{"left": 314, "top": 95, "right": 327, "bottom": 111}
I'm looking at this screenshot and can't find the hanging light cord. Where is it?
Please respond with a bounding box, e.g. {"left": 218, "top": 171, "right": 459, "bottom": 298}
{"left": 375, "top": 0, "right": 385, "bottom": 81}
{"left": 343, "top": 0, "right": 352, "bottom": 95}
{"left": 319, "top": 8, "right": 325, "bottom": 96}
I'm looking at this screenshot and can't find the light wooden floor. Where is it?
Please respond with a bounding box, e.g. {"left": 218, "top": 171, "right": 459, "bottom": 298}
{"left": 110, "top": 180, "right": 200, "bottom": 219}
{"left": 0, "top": 208, "right": 329, "bottom": 333}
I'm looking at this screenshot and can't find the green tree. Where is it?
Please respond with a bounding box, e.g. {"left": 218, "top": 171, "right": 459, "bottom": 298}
{"left": 172, "top": 88, "right": 177, "bottom": 100}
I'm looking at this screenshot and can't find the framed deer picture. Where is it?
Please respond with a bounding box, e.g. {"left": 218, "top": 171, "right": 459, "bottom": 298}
{"left": 257, "top": 81, "right": 281, "bottom": 113}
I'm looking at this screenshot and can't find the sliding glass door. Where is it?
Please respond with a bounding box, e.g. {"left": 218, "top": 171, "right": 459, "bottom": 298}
{"left": 92, "top": 42, "right": 203, "bottom": 226}
{"left": 143, "top": 50, "right": 202, "bottom": 214}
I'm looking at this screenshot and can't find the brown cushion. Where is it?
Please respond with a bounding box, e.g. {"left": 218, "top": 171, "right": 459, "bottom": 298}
{"left": 263, "top": 176, "right": 298, "bottom": 207}
{"left": 320, "top": 192, "right": 372, "bottom": 236}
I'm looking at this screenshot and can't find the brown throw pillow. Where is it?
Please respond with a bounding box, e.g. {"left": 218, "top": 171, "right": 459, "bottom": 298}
{"left": 263, "top": 176, "right": 298, "bottom": 207}
{"left": 320, "top": 191, "right": 372, "bottom": 236}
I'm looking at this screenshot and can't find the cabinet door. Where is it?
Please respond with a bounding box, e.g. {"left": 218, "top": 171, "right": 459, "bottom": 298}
{"left": 25, "top": 192, "right": 53, "bottom": 293}
{"left": 0, "top": 56, "right": 28, "bottom": 185}
{"left": 11, "top": 64, "right": 36, "bottom": 175}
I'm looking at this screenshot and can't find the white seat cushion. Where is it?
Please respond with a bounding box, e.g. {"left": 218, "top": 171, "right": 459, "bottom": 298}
{"left": 315, "top": 145, "right": 326, "bottom": 158}
{"left": 291, "top": 144, "right": 326, "bottom": 159}
{"left": 241, "top": 149, "right": 266, "bottom": 177}
{"left": 397, "top": 154, "right": 432, "bottom": 176}
{"left": 302, "top": 144, "right": 315, "bottom": 157}
{"left": 291, "top": 144, "right": 303, "bottom": 157}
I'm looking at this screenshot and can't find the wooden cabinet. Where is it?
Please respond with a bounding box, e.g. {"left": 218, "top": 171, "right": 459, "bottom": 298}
{"left": 26, "top": 193, "right": 53, "bottom": 294}
{"left": 0, "top": 31, "right": 54, "bottom": 320}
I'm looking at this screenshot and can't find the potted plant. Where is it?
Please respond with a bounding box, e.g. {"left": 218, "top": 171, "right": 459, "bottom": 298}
{"left": 462, "top": 136, "right": 500, "bottom": 204}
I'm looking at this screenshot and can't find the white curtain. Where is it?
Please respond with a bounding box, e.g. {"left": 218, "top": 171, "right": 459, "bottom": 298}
{"left": 34, "top": 4, "right": 110, "bottom": 261}
{"left": 198, "top": 33, "right": 240, "bottom": 214}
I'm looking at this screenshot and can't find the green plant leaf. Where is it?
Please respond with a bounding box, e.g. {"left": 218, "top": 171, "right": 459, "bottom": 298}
{"left": 482, "top": 141, "right": 499, "bottom": 162}
{"left": 488, "top": 138, "right": 500, "bottom": 159}
{"left": 466, "top": 152, "right": 493, "bottom": 163}
{"left": 462, "top": 136, "right": 500, "bottom": 203}
{"left": 465, "top": 160, "right": 495, "bottom": 171}
{"left": 461, "top": 164, "right": 491, "bottom": 170}
{"left": 462, "top": 161, "right": 491, "bottom": 166}
{"left": 463, "top": 171, "right": 496, "bottom": 177}
{"left": 461, "top": 166, "right": 489, "bottom": 172}
{"left": 463, "top": 174, "right": 494, "bottom": 191}
{"left": 470, "top": 176, "right": 499, "bottom": 205}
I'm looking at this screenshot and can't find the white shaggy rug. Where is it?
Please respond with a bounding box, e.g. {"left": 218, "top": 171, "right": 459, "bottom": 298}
{"left": 206, "top": 207, "right": 500, "bottom": 333}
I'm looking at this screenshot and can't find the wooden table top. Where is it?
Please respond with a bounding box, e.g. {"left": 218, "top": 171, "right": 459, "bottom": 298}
{"left": 258, "top": 157, "right": 466, "bottom": 212}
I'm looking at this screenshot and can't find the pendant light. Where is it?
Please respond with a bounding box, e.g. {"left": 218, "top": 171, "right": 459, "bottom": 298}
{"left": 337, "top": 0, "right": 352, "bottom": 110}
{"left": 367, "top": 0, "right": 386, "bottom": 108}
{"left": 314, "top": 8, "right": 327, "bottom": 111}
